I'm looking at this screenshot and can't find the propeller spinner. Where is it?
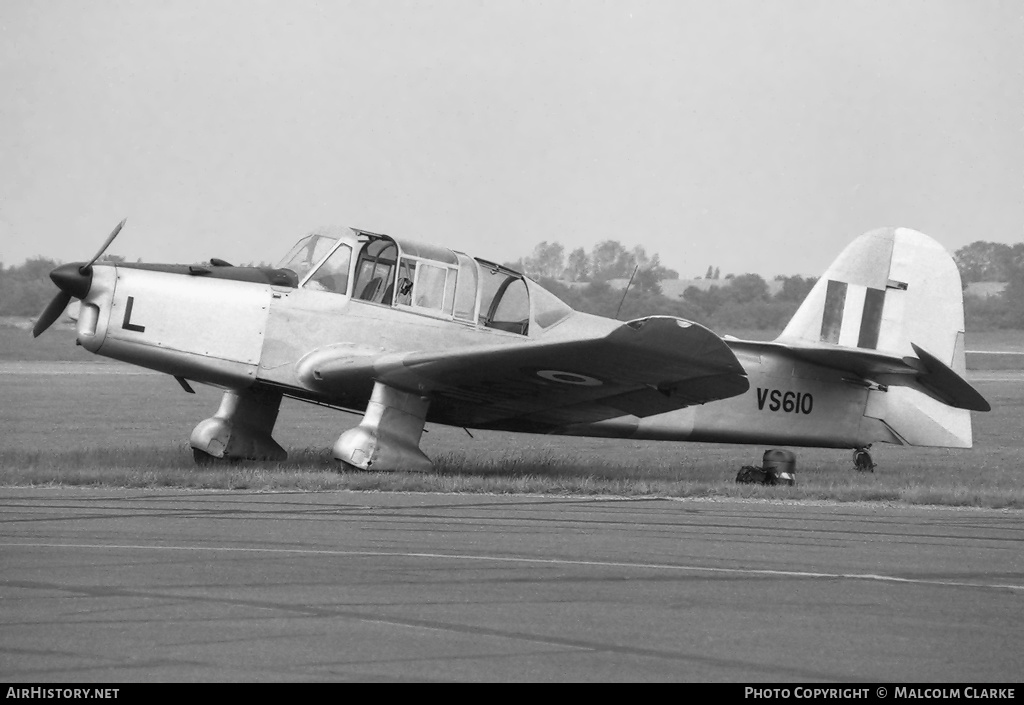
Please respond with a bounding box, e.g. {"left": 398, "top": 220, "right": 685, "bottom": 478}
{"left": 32, "top": 219, "right": 126, "bottom": 338}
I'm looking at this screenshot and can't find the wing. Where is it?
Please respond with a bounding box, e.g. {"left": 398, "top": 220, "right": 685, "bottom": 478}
{"left": 729, "top": 339, "right": 990, "bottom": 412}
{"left": 297, "top": 315, "right": 749, "bottom": 431}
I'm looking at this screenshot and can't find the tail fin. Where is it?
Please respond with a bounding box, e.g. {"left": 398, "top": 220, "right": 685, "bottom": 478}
{"left": 777, "top": 227, "right": 982, "bottom": 448}
{"left": 779, "top": 227, "right": 966, "bottom": 364}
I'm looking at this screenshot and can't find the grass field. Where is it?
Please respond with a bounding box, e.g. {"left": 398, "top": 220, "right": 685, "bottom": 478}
{"left": 2, "top": 317, "right": 1023, "bottom": 507}
{"left": 2, "top": 363, "right": 1022, "bottom": 507}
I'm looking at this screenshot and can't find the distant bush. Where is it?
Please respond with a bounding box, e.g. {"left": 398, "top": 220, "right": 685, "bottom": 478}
{"left": 0, "top": 257, "right": 60, "bottom": 316}
{"left": 707, "top": 300, "right": 798, "bottom": 331}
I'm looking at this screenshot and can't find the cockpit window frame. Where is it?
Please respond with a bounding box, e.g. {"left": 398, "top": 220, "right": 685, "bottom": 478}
{"left": 279, "top": 233, "right": 342, "bottom": 284}
{"left": 352, "top": 236, "right": 400, "bottom": 305}
{"left": 301, "top": 242, "right": 354, "bottom": 295}
{"left": 475, "top": 259, "right": 532, "bottom": 336}
{"left": 279, "top": 228, "right": 574, "bottom": 337}
{"left": 391, "top": 255, "right": 456, "bottom": 315}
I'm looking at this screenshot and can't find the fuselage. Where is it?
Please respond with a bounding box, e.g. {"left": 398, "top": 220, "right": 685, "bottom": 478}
{"left": 73, "top": 258, "right": 889, "bottom": 452}
{"left": 43, "top": 223, "right": 981, "bottom": 467}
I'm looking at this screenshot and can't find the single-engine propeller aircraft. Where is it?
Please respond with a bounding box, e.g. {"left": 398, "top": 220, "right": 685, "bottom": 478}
{"left": 34, "top": 223, "right": 989, "bottom": 472}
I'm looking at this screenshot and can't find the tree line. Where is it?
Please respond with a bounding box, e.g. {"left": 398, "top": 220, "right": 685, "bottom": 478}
{"left": 954, "top": 241, "right": 1024, "bottom": 329}
{"left": 509, "top": 239, "right": 1024, "bottom": 331}
{"left": 2, "top": 239, "right": 1023, "bottom": 330}
{"left": 506, "top": 240, "right": 680, "bottom": 294}
{"left": 508, "top": 240, "right": 818, "bottom": 331}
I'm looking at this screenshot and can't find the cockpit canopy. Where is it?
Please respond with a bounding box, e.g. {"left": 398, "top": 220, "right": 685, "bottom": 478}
{"left": 277, "top": 227, "right": 573, "bottom": 337}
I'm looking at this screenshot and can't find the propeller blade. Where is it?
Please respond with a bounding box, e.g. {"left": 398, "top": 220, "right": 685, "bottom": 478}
{"left": 32, "top": 291, "right": 73, "bottom": 338}
{"left": 81, "top": 218, "right": 126, "bottom": 273}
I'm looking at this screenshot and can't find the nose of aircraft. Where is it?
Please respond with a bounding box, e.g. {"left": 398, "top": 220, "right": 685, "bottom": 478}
{"left": 32, "top": 218, "right": 126, "bottom": 338}
{"left": 32, "top": 263, "right": 94, "bottom": 338}
{"left": 50, "top": 262, "right": 93, "bottom": 299}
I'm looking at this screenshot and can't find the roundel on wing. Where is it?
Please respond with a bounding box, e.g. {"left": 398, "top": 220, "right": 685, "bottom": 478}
{"left": 535, "top": 369, "right": 603, "bottom": 386}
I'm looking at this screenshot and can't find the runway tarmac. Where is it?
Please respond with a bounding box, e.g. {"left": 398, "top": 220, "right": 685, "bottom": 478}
{"left": 1, "top": 488, "right": 1021, "bottom": 682}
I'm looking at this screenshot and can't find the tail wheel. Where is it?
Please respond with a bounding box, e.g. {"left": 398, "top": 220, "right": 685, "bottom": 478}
{"left": 853, "top": 448, "right": 875, "bottom": 473}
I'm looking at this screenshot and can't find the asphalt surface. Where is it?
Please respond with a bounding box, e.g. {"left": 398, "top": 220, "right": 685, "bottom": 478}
{"left": 1, "top": 488, "right": 1021, "bottom": 682}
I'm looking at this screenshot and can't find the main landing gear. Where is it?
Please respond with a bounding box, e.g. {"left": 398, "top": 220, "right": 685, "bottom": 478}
{"left": 186, "top": 382, "right": 434, "bottom": 471}
{"left": 189, "top": 387, "right": 287, "bottom": 464}
{"left": 332, "top": 381, "right": 434, "bottom": 472}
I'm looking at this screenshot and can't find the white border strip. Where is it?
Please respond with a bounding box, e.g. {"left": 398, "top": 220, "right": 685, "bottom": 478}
{"left": 4, "top": 541, "right": 1022, "bottom": 592}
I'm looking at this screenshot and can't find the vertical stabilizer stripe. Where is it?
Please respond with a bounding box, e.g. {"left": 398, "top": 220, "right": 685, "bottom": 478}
{"left": 858, "top": 287, "right": 885, "bottom": 349}
{"left": 820, "top": 280, "right": 847, "bottom": 344}
{"left": 838, "top": 285, "right": 867, "bottom": 347}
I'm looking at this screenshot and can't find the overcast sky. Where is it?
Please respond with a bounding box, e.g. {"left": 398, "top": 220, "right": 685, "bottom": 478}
{"left": 2, "top": 0, "right": 1022, "bottom": 278}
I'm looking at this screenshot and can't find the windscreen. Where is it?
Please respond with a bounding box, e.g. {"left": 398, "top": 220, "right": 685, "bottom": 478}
{"left": 276, "top": 234, "right": 339, "bottom": 281}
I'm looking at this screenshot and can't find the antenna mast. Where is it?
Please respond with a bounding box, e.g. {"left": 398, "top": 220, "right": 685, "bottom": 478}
{"left": 615, "top": 265, "right": 640, "bottom": 319}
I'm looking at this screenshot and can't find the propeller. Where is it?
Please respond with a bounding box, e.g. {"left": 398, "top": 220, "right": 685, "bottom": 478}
{"left": 32, "top": 290, "right": 73, "bottom": 338}
{"left": 82, "top": 218, "right": 126, "bottom": 272}
{"left": 32, "top": 219, "right": 126, "bottom": 338}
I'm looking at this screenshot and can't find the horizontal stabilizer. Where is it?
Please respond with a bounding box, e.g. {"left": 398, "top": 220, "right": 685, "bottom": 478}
{"left": 903, "top": 343, "right": 990, "bottom": 412}
{"left": 729, "top": 339, "right": 989, "bottom": 412}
